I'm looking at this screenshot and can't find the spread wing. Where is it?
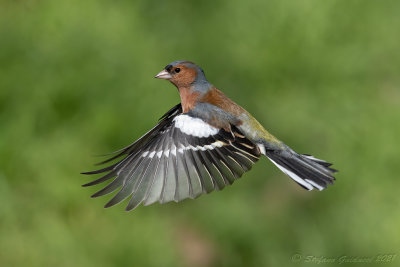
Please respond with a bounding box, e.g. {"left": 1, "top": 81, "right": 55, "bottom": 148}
{"left": 82, "top": 104, "right": 261, "bottom": 211}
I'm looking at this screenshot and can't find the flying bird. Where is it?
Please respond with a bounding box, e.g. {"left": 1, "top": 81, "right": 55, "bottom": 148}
{"left": 82, "top": 61, "right": 337, "bottom": 211}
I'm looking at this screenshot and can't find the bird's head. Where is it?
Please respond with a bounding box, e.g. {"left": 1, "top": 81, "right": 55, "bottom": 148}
{"left": 155, "top": 61, "right": 209, "bottom": 90}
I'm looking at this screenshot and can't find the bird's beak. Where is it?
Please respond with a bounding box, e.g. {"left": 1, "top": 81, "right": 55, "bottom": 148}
{"left": 154, "top": 69, "right": 172, "bottom": 79}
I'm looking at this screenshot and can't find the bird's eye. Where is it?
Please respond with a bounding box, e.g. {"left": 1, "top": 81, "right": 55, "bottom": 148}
{"left": 175, "top": 68, "right": 181, "bottom": 73}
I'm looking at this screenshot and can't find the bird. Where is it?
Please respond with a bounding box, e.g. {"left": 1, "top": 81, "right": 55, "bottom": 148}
{"left": 82, "top": 60, "right": 337, "bottom": 211}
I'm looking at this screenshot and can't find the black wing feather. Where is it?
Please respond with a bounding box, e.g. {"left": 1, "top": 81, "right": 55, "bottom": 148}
{"left": 82, "top": 104, "right": 261, "bottom": 211}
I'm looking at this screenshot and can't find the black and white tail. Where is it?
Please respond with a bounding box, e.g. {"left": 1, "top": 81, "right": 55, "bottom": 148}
{"left": 259, "top": 144, "right": 337, "bottom": 190}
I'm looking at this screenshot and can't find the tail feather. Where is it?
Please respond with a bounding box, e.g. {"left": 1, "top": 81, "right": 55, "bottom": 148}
{"left": 264, "top": 148, "right": 336, "bottom": 191}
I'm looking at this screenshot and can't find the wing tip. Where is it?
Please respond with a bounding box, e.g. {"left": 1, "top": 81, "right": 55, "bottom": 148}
{"left": 90, "top": 193, "right": 100, "bottom": 198}
{"left": 104, "top": 202, "right": 114, "bottom": 208}
{"left": 81, "top": 171, "right": 95, "bottom": 175}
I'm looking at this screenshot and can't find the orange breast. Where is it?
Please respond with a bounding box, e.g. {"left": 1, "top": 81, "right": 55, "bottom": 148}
{"left": 179, "top": 87, "right": 200, "bottom": 113}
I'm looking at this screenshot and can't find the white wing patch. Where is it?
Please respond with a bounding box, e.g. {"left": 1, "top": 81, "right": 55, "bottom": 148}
{"left": 173, "top": 115, "right": 219, "bottom": 138}
{"left": 141, "top": 141, "right": 225, "bottom": 158}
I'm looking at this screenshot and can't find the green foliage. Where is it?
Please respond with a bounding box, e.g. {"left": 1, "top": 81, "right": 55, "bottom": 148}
{"left": 1, "top": 0, "right": 399, "bottom": 266}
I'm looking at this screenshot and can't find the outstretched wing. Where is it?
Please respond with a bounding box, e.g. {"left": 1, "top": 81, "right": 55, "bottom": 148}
{"left": 82, "top": 104, "right": 261, "bottom": 211}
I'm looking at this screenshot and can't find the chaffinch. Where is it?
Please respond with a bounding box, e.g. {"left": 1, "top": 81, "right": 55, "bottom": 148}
{"left": 83, "top": 61, "right": 337, "bottom": 211}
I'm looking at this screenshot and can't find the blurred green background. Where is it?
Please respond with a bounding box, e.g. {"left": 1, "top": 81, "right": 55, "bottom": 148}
{"left": 1, "top": 0, "right": 399, "bottom": 266}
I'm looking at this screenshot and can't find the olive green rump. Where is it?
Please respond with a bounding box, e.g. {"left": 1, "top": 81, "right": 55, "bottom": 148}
{"left": 238, "top": 112, "right": 284, "bottom": 149}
